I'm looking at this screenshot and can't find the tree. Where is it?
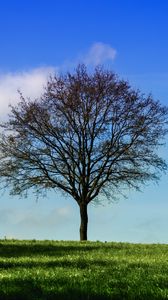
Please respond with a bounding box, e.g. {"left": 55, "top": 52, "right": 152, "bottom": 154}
{"left": 0, "top": 65, "right": 168, "bottom": 240}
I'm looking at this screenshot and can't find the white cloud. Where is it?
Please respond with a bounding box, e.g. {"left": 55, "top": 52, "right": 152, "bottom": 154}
{"left": 0, "top": 204, "right": 75, "bottom": 239}
{"left": 0, "top": 205, "right": 72, "bottom": 229}
{"left": 0, "top": 42, "right": 117, "bottom": 120}
{"left": 0, "top": 43, "right": 117, "bottom": 119}
{"left": 83, "top": 42, "right": 117, "bottom": 66}
{"left": 0, "top": 66, "right": 57, "bottom": 119}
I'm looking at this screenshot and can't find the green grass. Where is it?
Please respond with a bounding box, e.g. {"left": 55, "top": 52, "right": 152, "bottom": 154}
{"left": 0, "top": 240, "right": 168, "bottom": 299}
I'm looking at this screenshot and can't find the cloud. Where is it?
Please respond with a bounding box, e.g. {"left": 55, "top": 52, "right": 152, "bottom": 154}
{"left": 0, "top": 204, "right": 75, "bottom": 240}
{"left": 83, "top": 42, "right": 117, "bottom": 66}
{"left": 0, "top": 205, "right": 72, "bottom": 229}
{"left": 0, "top": 42, "right": 117, "bottom": 119}
{"left": 0, "top": 66, "right": 57, "bottom": 119}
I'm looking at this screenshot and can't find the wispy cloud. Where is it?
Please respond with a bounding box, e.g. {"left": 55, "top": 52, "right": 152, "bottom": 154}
{"left": 0, "top": 204, "right": 73, "bottom": 238}
{"left": 0, "top": 66, "right": 56, "bottom": 119}
{"left": 16, "top": 205, "right": 73, "bottom": 228}
{"left": 82, "top": 42, "right": 117, "bottom": 66}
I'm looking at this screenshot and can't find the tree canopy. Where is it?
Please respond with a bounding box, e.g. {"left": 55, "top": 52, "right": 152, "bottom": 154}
{"left": 0, "top": 65, "right": 168, "bottom": 240}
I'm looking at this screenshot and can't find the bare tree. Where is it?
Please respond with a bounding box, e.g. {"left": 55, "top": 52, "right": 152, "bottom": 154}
{"left": 0, "top": 65, "right": 168, "bottom": 240}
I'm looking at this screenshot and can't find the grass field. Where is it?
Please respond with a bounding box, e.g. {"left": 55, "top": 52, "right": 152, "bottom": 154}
{"left": 0, "top": 240, "right": 168, "bottom": 299}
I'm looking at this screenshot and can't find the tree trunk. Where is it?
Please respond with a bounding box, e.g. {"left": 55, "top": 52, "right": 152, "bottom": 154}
{"left": 79, "top": 203, "right": 88, "bottom": 241}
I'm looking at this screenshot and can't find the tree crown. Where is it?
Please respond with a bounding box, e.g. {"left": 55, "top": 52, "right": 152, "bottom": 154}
{"left": 0, "top": 65, "right": 168, "bottom": 204}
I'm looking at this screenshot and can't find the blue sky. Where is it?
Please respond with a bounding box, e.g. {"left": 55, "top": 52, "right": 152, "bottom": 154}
{"left": 0, "top": 0, "right": 168, "bottom": 242}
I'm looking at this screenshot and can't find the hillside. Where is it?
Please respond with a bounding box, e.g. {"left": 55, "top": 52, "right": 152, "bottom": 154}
{"left": 0, "top": 240, "right": 167, "bottom": 299}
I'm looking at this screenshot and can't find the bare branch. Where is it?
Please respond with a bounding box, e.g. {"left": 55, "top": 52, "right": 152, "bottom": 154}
{"left": 0, "top": 64, "right": 167, "bottom": 220}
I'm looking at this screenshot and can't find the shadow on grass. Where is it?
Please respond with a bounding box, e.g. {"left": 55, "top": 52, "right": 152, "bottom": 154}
{"left": 0, "top": 277, "right": 163, "bottom": 300}
{"left": 0, "top": 242, "right": 102, "bottom": 257}
{"left": 0, "top": 241, "right": 125, "bottom": 258}
{"left": 0, "top": 257, "right": 120, "bottom": 269}
{"left": 0, "top": 241, "right": 166, "bottom": 300}
{"left": 0, "top": 278, "right": 113, "bottom": 300}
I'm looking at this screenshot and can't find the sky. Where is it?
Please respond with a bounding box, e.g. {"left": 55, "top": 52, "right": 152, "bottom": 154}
{"left": 0, "top": 0, "right": 168, "bottom": 243}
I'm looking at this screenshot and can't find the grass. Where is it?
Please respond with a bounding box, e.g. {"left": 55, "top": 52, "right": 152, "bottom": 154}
{"left": 0, "top": 240, "right": 168, "bottom": 299}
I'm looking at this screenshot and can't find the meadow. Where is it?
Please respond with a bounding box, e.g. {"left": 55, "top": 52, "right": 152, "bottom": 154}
{"left": 0, "top": 240, "right": 168, "bottom": 299}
